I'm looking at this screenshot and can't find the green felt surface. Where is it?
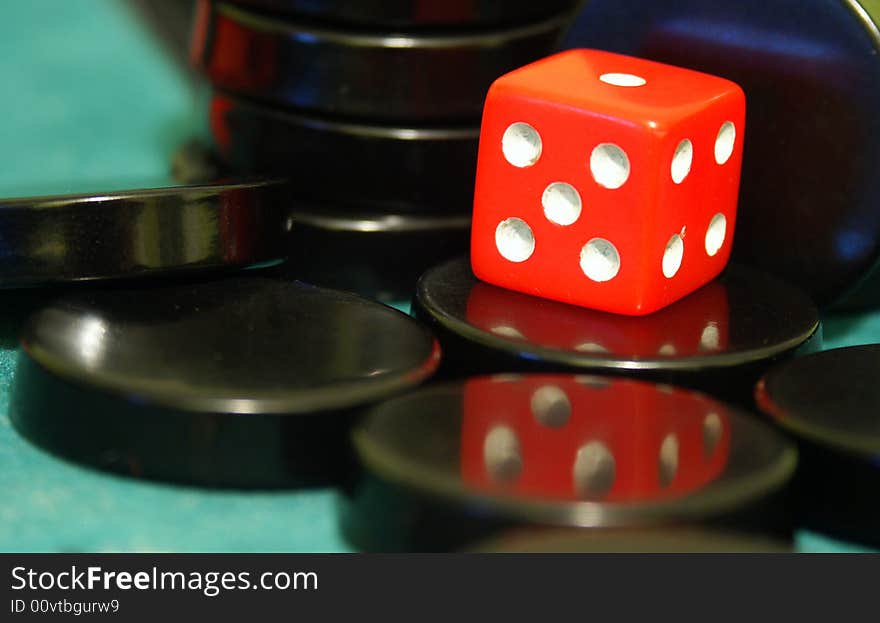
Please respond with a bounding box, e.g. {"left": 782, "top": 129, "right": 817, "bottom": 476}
{"left": 0, "top": 0, "right": 877, "bottom": 553}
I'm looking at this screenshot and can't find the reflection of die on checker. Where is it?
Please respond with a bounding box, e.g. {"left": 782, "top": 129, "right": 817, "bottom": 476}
{"left": 461, "top": 375, "right": 731, "bottom": 503}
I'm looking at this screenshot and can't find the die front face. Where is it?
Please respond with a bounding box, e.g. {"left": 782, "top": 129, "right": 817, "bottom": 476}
{"left": 471, "top": 49, "right": 745, "bottom": 315}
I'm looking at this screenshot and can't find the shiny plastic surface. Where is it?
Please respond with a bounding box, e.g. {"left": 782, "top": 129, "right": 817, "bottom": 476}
{"left": 192, "top": 2, "right": 572, "bottom": 121}
{"left": 210, "top": 92, "right": 479, "bottom": 211}
{"left": 471, "top": 49, "right": 745, "bottom": 315}
{"left": 0, "top": 180, "right": 287, "bottom": 287}
{"left": 10, "top": 277, "right": 440, "bottom": 487}
{"left": 414, "top": 257, "right": 820, "bottom": 404}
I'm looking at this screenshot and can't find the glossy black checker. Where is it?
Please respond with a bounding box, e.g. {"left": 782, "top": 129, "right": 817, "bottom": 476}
{"left": 0, "top": 179, "right": 287, "bottom": 288}
{"left": 193, "top": 2, "right": 572, "bottom": 121}
{"left": 280, "top": 207, "right": 469, "bottom": 302}
{"left": 413, "top": 257, "right": 821, "bottom": 406}
{"left": 342, "top": 374, "right": 797, "bottom": 551}
{"left": 228, "top": 0, "right": 580, "bottom": 28}
{"left": 10, "top": 277, "right": 440, "bottom": 488}
{"left": 210, "top": 92, "right": 478, "bottom": 212}
{"left": 757, "top": 345, "right": 880, "bottom": 547}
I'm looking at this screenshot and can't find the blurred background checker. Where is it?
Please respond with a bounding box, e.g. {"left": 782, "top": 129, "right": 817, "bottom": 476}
{"left": 281, "top": 208, "right": 470, "bottom": 302}
{"left": 757, "top": 345, "right": 880, "bottom": 548}
{"left": 209, "top": 93, "right": 479, "bottom": 212}
{"left": 563, "top": 0, "right": 880, "bottom": 310}
{"left": 228, "top": 0, "right": 581, "bottom": 28}
{"left": 192, "top": 2, "right": 573, "bottom": 121}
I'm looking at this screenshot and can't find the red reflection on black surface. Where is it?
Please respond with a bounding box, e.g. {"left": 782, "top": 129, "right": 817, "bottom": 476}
{"left": 465, "top": 279, "right": 730, "bottom": 359}
{"left": 193, "top": 4, "right": 281, "bottom": 98}
{"left": 460, "top": 376, "right": 730, "bottom": 502}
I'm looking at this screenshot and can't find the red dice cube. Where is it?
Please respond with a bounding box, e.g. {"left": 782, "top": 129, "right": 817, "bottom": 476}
{"left": 471, "top": 49, "right": 745, "bottom": 315}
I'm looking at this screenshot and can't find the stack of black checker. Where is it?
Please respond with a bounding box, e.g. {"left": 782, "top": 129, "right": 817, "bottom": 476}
{"left": 189, "top": 0, "right": 578, "bottom": 300}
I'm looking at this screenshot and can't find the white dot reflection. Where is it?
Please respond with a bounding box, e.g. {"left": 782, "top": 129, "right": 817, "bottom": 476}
{"left": 658, "top": 433, "right": 680, "bottom": 488}
{"left": 491, "top": 325, "right": 526, "bottom": 340}
{"left": 484, "top": 425, "right": 523, "bottom": 483}
{"left": 77, "top": 316, "right": 108, "bottom": 368}
{"left": 703, "top": 412, "right": 723, "bottom": 458}
{"left": 573, "top": 441, "right": 616, "bottom": 499}
{"left": 658, "top": 343, "right": 677, "bottom": 356}
{"left": 700, "top": 323, "right": 720, "bottom": 351}
{"left": 574, "top": 342, "right": 609, "bottom": 354}
{"left": 531, "top": 385, "right": 571, "bottom": 428}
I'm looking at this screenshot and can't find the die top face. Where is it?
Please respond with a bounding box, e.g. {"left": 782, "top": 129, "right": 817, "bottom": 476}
{"left": 493, "top": 48, "right": 744, "bottom": 128}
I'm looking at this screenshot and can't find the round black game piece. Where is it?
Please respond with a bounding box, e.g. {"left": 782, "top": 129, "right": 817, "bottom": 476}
{"left": 0, "top": 179, "right": 287, "bottom": 288}
{"left": 469, "top": 527, "right": 792, "bottom": 553}
{"left": 342, "top": 374, "right": 797, "bottom": 551}
{"left": 192, "top": 2, "right": 572, "bottom": 122}
{"left": 226, "top": 0, "right": 580, "bottom": 29}
{"left": 10, "top": 277, "right": 440, "bottom": 488}
{"left": 413, "top": 257, "right": 821, "bottom": 406}
{"left": 280, "top": 207, "right": 470, "bottom": 302}
{"left": 210, "top": 92, "right": 478, "bottom": 212}
{"left": 756, "top": 345, "right": 880, "bottom": 547}
{"left": 563, "top": 0, "right": 880, "bottom": 309}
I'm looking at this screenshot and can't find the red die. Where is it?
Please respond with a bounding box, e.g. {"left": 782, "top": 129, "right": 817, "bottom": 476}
{"left": 471, "top": 49, "right": 745, "bottom": 315}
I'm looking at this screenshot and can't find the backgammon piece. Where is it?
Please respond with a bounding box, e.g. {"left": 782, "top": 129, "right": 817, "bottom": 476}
{"left": 210, "top": 92, "right": 478, "bottom": 212}
{"left": 469, "top": 527, "right": 791, "bottom": 553}
{"left": 228, "top": 0, "right": 579, "bottom": 28}
{"left": 0, "top": 179, "right": 286, "bottom": 287}
{"left": 563, "top": 0, "right": 880, "bottom": 308}
{"left": 757, "top": 345, "right": 880, "bottom": 548}
{"left": 10, "top": 278, "right": 440, "bottom": 488}
{"left": 413, "top": 257, "right": 820, "bottom": 405}
{"left": 342, "top": 374, "right": 797, "bottom": 551}
{"left": 192, "top": 1, "right": 572, "bottom": 121}
{"left": 280, "top": 207, "right": 469, "bottom": 302}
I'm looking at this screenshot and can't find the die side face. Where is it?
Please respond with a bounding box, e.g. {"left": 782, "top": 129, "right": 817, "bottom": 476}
{"left": 471, "top": 48, "right": 745, "bottom": 316}
{"left": 646, "top": 89, "right": 744, "bottom": 309}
